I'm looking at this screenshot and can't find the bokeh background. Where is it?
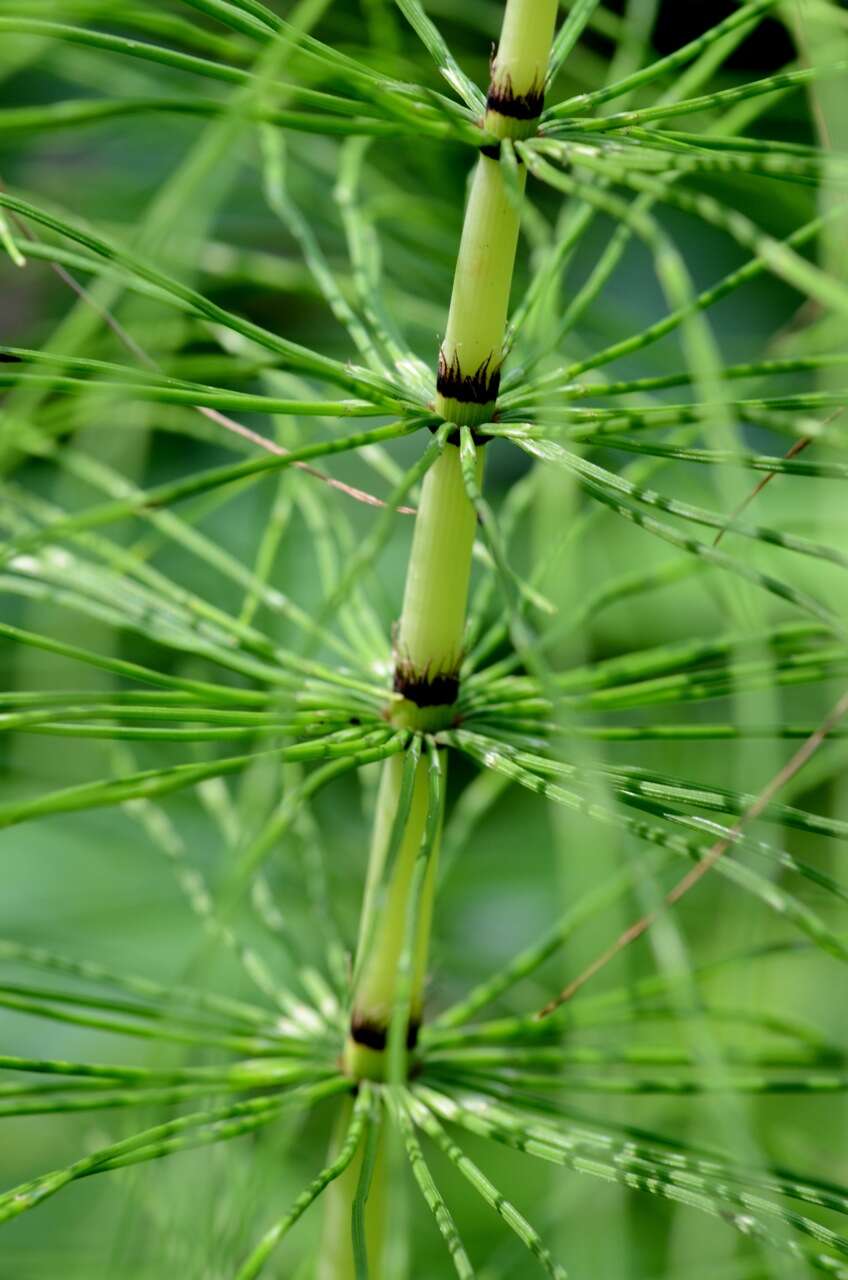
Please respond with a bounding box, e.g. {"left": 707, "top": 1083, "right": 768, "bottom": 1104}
{"left": 1, "top": 2, "right": 846, "bottom": 1276}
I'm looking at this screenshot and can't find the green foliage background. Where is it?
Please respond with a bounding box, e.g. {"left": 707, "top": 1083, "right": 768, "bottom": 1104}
{"left": 0, "top": 1, "right": 846, "bottom": 1276}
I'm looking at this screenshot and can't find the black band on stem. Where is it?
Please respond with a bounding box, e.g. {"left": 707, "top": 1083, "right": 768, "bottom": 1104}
{"left": 394, "top": 663, "right": 460, "bottom": 708}
{"left": 436, "top": 350, "right": 501, "bottom": 406}
{"left": 486, "top": 74, "right": 545, "bottom": 122}
{"left": 350, "top": 1016, "right": 420, "bottom": 1051}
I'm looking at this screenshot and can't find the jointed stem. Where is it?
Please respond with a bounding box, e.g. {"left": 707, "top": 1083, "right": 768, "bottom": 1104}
{"left": 345, "top": 748, "right": 444, "bottom": 1080}
{"left": 344, "top": 0, "right": 558, "bottom": 1081}
{"left": 392, "top": 442, "right": 484, "bottom": 728}
{"left": 434, "top": 160, "right": 526, "bottom": 427}
{"left": 316, "top": 61, "right": 564, "bottom": 1280}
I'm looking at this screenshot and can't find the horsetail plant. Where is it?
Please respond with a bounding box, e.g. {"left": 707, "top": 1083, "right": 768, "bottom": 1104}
{"left": 345, "top": 0, "right": 559, "bottom": 1077}
{"left": 0, "top": 0, "right": 848, "bottom": 1277}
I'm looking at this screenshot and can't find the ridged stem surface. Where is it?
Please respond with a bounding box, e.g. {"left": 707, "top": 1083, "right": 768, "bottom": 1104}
{"left": 329, "top": 4, "right": 559, "bottom": 1269}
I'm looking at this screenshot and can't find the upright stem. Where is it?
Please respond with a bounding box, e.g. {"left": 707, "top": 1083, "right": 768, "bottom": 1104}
{"left": 436, "top": 0, "right": 558, "bottom": 428}
{"left": 318, "top": 1095, "right": 387, "bottom": 1280}
{"left": 344, "top": 0, "right": 558, "bottom": 1076}
{"left": 392, "top": 443, "right": 484, "bottom": 730}
{"left": 345, "top": 749, "right": 445, "bottom": 1079}
{"left": 328, "top": 4, "right": 559, "bottom": 1267}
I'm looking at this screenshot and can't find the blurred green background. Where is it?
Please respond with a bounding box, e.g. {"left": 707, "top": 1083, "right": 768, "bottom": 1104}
{"left": 0, "top": 1, "right": 846, "bottom": 1276}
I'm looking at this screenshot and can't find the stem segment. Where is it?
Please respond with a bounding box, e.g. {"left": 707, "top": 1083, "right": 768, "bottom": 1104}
{"left": 392, "top": 442, "right": 484, "bottom": 730}
{"left": 344, "top": 748, "right": 445, "bottom": 1080}
{"left": 318, "top": 1094, "right": 386, "bottom": 1280}
{"left": 434, "top": 159, "right": 526, "bottom": 428}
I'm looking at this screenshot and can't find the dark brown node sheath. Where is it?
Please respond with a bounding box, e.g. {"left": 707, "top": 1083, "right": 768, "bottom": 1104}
{"left": 393, "top": 663, "right": 460, "bottom": 708}
{"left": 434, "top": 349, "right": 498, "bottom": 442}
{"left": 436, "top": 349, "right": 501, "bottom": 406}
{"left": 350, "top": 1014, "right": 420, "bottom": 1051}
{"left": 486, "top": 74, "right": 545, "bottom": 122}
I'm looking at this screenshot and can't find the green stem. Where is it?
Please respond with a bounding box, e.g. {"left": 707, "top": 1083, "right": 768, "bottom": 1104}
{"left": 318, "top": 1094, "right": 386, "bottom": 1280}
{"left": 434, "top": 159, "right": 526, "bottom": 428}
{"left": 329, "top": 2, "right": 559, "bottom": 1268}
{"left": 392, "top": 442, "right": 484, "bottom": 730}
{"left": 343, "top": 0, "right": 557, "bottom": 1075}
{"left": 346, "top": 742, "right": 445, "bottom": 1076}
{"left": 486, "top": 0, "right": 559, "bottom": 139}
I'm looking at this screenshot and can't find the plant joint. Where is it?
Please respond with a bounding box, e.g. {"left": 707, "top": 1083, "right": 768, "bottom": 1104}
{"left": 437, "top": 349, "right": 500, "bottom": 406}
{"left": 486, "top": 73, "right": 545, "bottom": 122}
{"left": 433, "top": 350, "right": 498, "bottom": 439}
{"left": 393, "top": 664, "right": 459, "bottom": 708}
{"left": 389, "top": 666, "right": 461, "bottom": 732}
{"left": 350, "top": 1014, "right": 420, "bottom": 1052}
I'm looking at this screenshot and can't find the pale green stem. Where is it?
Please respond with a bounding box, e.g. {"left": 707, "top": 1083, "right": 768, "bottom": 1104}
{"left": 318, "top": 1094, "right": 386, "bottom": 1280}
{"left": 331, "top": 3, "right": 559, "bottom": 1268}
{"left": 487, "top": 0, "right": 559, "bottom": 138}
{"left": 342, "top": 0, "right": 557, "bottom": 1080}
{"left": 392, "top": 443, "right": 485, "bottom": 729}
{"left": 344, "top": 749, "right": 446, "bottom": 1080}
{"left": 434, "top": 160, "right": 526, "bottom": 426}
{"left": 342, "top": 0, "right": 557, "bottom": 1072}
